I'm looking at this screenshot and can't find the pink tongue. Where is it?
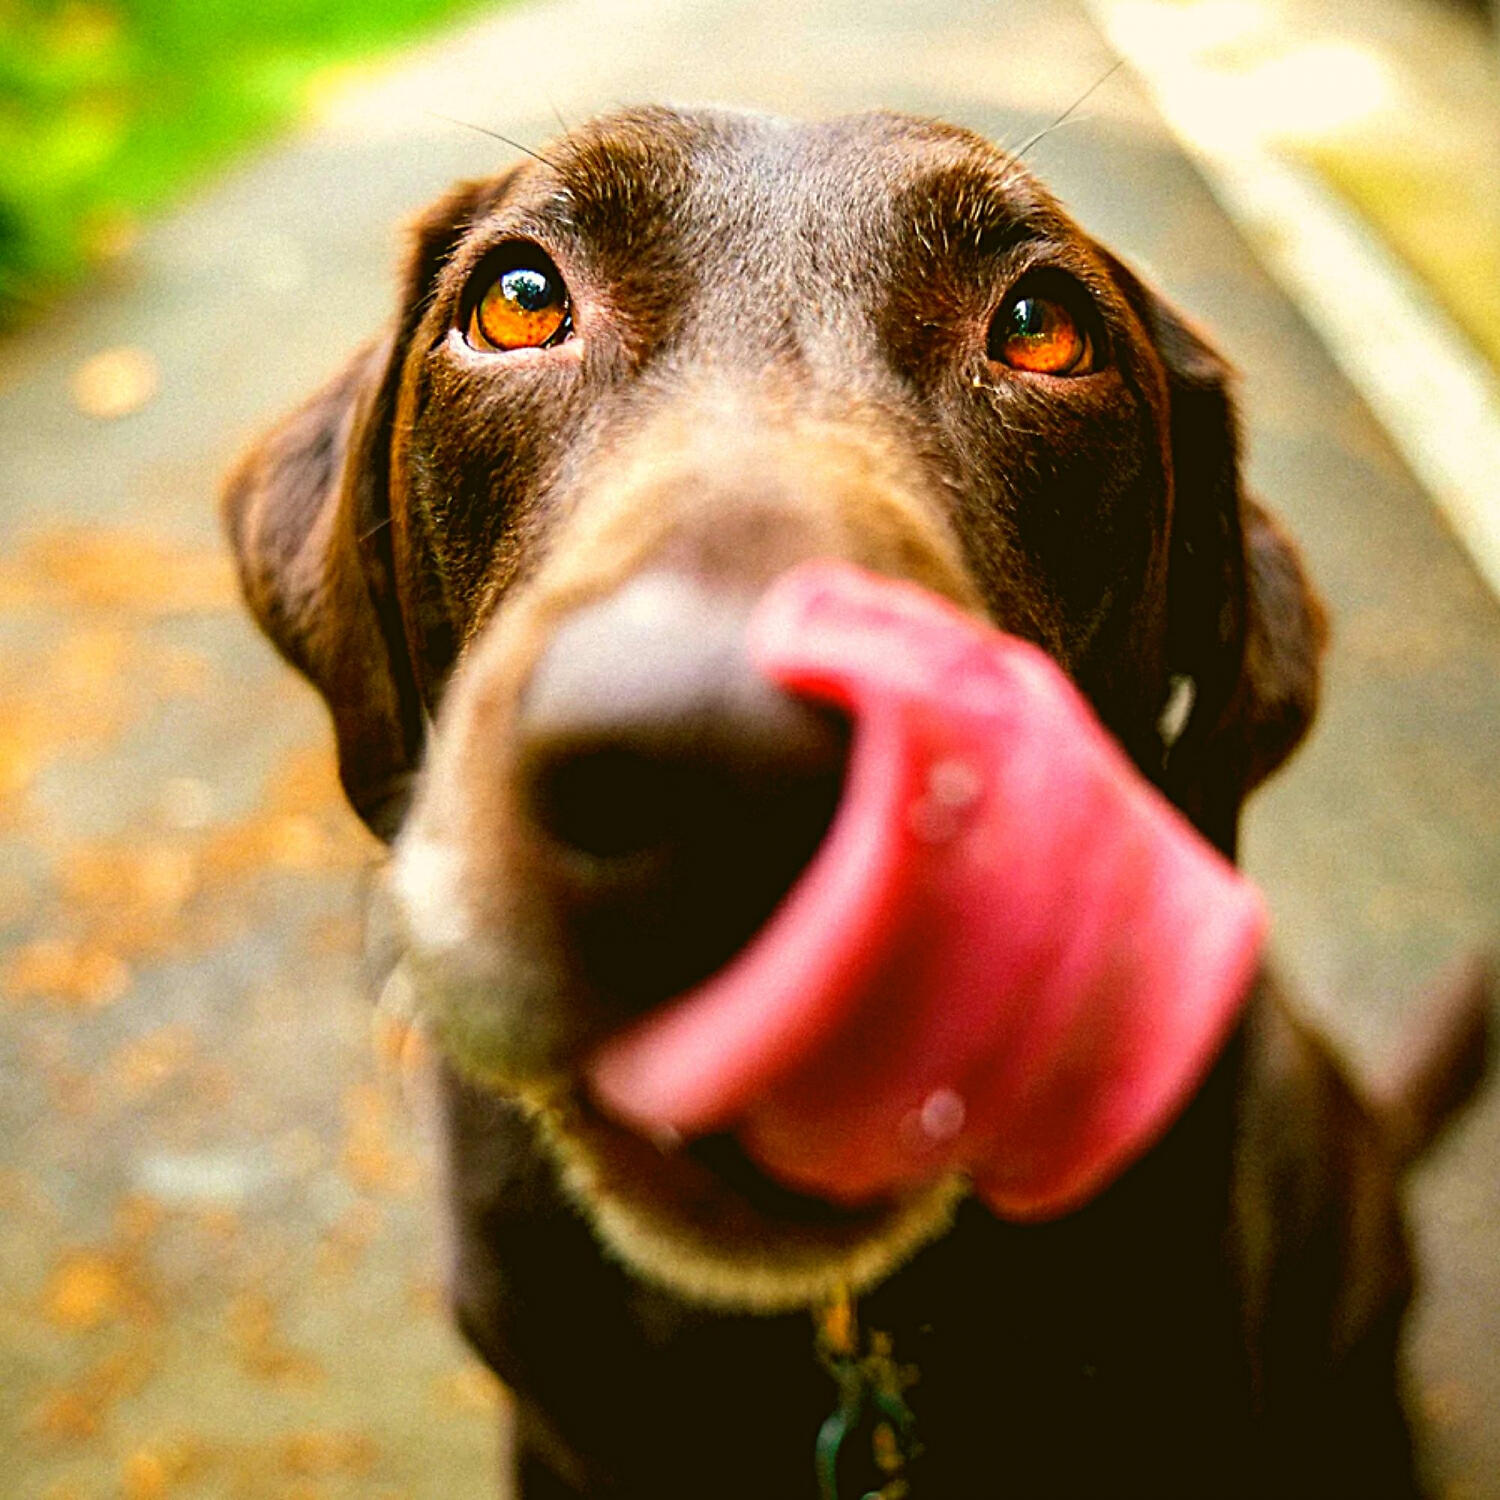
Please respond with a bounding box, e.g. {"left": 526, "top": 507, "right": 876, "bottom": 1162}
{"left": 587, "top": 562, "right": 1265, "bottom": 1221}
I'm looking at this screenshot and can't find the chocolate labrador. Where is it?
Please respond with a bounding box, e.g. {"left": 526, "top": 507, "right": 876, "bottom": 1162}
{"left": 224, "top": 107, "right": 1489, "bottom": 1497}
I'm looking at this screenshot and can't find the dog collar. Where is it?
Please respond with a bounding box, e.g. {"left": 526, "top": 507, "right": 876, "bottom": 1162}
{"left": 815, "top": 1287, "right": 919, "bottom": 1500}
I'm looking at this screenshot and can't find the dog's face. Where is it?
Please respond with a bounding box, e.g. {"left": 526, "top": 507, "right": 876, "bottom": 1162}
{"left": 226, "top": 107, "right": 1323, "bottom": 1308}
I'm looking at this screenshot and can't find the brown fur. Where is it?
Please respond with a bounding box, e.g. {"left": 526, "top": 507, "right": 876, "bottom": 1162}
{"left": 226, "top": 107, "right": 1485, "bottom": 1497}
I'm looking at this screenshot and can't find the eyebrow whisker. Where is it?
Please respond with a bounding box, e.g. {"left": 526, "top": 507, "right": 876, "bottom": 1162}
{"left": 426, "top": 111, "right": 566, "bottom": 172}
{"left": 1004, "top": 59, "right": 1125, "bottom": 166}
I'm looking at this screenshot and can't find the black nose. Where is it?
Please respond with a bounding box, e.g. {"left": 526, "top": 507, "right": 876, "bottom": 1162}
{"left": 515, "top": 573, "right": 849, "bottom": 1007}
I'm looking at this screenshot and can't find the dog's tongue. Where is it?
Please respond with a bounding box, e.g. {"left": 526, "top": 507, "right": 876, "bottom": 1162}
{"left": 587, "top": 563, "right": 1265, "bottom": 1220}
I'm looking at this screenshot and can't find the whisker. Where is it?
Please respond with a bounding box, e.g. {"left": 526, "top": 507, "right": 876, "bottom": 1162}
{"left": 1005, "top": 59, "right": 1125, "bottom": 166}
{"left": 426, "top": 110, "right": 566, "bottom": 171}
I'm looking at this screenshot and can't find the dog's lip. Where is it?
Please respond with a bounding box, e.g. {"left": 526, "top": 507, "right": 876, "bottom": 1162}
{"left": 561, "top": 1084, "right": 900, "bottom": 1226}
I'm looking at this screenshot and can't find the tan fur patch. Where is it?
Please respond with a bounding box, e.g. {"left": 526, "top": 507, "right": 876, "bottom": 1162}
{"left": 523, "top": 1087, "right": 967, "bottom": 1313}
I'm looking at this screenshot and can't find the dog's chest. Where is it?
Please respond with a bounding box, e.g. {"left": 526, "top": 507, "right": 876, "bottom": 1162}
{"left": 442, "top": 1078, "right": 1252, "bottom": 1498}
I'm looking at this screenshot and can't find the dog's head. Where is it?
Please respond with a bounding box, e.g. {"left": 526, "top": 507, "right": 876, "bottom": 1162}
{"left": 225, "top": 107, "right": 1324, "bottom": 1308}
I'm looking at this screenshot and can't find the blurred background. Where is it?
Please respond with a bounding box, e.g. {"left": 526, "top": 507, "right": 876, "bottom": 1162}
{"left": 0, "top": 0, "right": 492, "bottom": 321}
{"left": 0, "top": 0, "right": 1496, "bottom": 1495}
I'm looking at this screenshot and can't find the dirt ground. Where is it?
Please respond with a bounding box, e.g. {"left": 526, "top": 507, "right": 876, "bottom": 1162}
{"left": 1, "top": 0, "right": 1496, "bottom": 1495}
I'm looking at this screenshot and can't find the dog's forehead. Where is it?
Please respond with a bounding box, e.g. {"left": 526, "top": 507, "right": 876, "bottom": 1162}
{"left": 491, "top": 106, "right": 1067, "bottom": 258}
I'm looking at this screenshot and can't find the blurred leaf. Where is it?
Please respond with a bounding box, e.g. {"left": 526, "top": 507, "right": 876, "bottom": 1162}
{"left": 70, "top": 343, "right": 158, "bottom": 418}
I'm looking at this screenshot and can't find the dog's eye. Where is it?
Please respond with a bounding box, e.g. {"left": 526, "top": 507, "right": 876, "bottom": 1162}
{"left": 468, "top": 257, "right": 570, "bottom": 351}
{"left": 989, "top": 284, "right": 1094, "bottom": 376}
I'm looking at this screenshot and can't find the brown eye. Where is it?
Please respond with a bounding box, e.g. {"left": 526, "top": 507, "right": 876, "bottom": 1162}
{"left": 989, "top": 290, "right": 1093, "bottom": 375}
{"left": 468, "top": 259, "right": 570, "bottom": 351}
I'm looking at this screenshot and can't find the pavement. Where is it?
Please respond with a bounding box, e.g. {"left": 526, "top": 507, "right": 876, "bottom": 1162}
{"left": 1, "top": 0, "right": 1497, "bottom": 1495}
{"left": 1090, "top": 0, "right": 1500, "bottom": 371}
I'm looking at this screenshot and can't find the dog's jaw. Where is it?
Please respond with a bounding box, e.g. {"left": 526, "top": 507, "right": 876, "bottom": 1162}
{"left": 526, "top": 1089, "right": 968, "bottom": 1312}
{"left": 388, "top": 835, "right": 968, "bottom": 1314}
{"left": 390, "top": 876, "right": 972, "bottom": 1314}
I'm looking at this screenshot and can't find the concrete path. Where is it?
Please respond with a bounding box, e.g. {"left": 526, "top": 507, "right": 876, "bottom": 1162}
{"left": 1, "top": 0, "right": 1496, "bottom": 1494}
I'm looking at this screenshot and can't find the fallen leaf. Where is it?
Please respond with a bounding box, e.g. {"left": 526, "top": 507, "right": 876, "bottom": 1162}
{"left": 4, "top": 938, "right": 132, "bottom": 1008}
{"left": 433, "top": 1363, "right": 505, "bottom": 1415}
{"left": 201, "top": 813, "right": 335, "bottom": 879}
{"left": 122, "top": 1450, "right": 168, "bottom": 1500}
{"left": 340, "top": 1084, "right": 416, "bottom": 1194}
{"left": 44, "top": 1251, "right": 131, "bottom": 1330}
{"left": 60, "top": 842, "right": 200, "bottom": 959}
{"left": 110, "top": 1026, "right": 196, "bottom": 1099}
{"left": 33, "top": 1386, "right": 104, "bottom": 1443}
{"left": 0, "top": 629, "right": 144, "bottom": 804}
{"left": 114, "top": 1193, "right": 165, "bottom": 1247}
{"left": 0, "top": 721, "right": 48, "bottom": 801}
{"left": 228, "top": 1293, "right": 323, "bottom": 1386}
{"left": 278, "top": 1428, "right": 378, "bottom": 1477}
{"left": 120, "top": 1439, "right": 200, "bottom": 1499}
{"left": 3, "top": 530, "right": 237, "bottom": 615}
{"left": 71, "top": 346, "right": 159, "bottom": 420}
{"left": 315, "top": 1198, "right": 380, "bottom": 1277}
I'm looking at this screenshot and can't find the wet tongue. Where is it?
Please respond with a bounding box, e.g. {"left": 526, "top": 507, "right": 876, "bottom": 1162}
{"left": 587, "top": 562, "right": 1265, "bottom": 1221}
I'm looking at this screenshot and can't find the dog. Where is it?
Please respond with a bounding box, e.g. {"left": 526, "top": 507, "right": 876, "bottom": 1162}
{"left": 224, "top": 106, "right": 1489, "bottom": 1497}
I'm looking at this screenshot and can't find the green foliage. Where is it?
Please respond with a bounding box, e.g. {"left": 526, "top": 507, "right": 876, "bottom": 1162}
{"left": 0, "top": 0, "right": 491, "bottom": 321}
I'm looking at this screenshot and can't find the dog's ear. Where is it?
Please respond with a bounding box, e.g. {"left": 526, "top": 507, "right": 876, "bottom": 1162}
{"left": 1106, "top": 255, "right": 1327, "bottom": 855}
{"left": 223, "top": 178, "right": 502, "bottom": 840}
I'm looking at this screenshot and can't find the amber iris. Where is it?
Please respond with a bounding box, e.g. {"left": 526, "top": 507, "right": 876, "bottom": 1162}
{"left": 991, "top": 294, "right": 1091, "bottom": 375}
{"left": 469, "top": 265, "right": 569, "bottom": 351}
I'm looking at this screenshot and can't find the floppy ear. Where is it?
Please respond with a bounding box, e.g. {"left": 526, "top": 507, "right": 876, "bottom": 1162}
{"left": 223, "top": 178, "right": 502, "bottom": 840}
{"left": 1109, "top": 258, "right": 1327, "bottom": 856}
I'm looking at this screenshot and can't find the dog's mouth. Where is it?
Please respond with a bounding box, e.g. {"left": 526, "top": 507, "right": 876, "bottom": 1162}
{"left": 568, "top": 1091, "right": 915, "bottom": 1230}
{"left": 399, "top": 562, "right": 1262, "bottom": 1308}
{"left": 522, "top": 1076, "right": 966, "bottom": 1313}
{"left": 513, "top": 562, "right": 1001, "bottom": 1305}
{"left": 579, "top": 563, "right": 995, "bottom": 1206}
{"left": 582, "top": 561, "right": 1262, "bottom": 1220}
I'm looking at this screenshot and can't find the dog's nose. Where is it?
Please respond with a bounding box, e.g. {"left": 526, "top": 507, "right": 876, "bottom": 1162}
{"left": 514, "top": 572, "right": 849, "bottom": 1007}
